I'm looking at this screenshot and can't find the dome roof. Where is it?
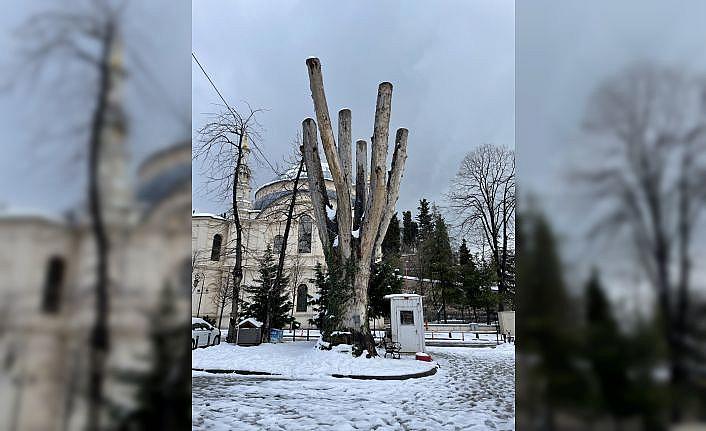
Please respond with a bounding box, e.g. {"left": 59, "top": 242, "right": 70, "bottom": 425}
{"left": 279, "top": 162, "right": 332, "bottom": 181}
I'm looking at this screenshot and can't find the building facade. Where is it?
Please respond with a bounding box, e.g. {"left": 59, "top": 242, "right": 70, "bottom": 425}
{"left": 192, "top": 140, "right": 337, "bottom": 329}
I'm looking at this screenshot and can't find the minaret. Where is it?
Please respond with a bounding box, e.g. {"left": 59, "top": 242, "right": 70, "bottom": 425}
{"left": 98, "top": 29, "right": 132, "bottom": 226}
{"left": 236, "top": 134, "right": 252, "bottom": 210}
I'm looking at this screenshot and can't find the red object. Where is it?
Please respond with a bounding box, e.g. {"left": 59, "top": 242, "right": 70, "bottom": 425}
{"left": 415, "top": 353, "right": 432, "bottom": 362}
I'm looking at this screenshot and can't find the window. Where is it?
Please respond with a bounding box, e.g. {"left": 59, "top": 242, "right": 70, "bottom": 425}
{"left": 298, "top": 215, "right": 312, "bottom": 253}
{"left": 41, "top": 257, "right": 65, "bottom": 314}
{"left": 273, "top": 235, "right": 284, "bottom": 254}
{"left": 296, "top": 284, "right": 308, "bottom": 312}
{"left": 400, "top": 310, "right": 414, "bottom": 325}
{"left": 210, "top": 234, "right": 222, "bottom": 261}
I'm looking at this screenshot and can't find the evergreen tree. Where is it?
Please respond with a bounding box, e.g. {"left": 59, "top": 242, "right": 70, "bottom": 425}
{"left": 517, "top": 209, "right": 589, "bottom": 428}
{"left": 381, "top": 212, "right": 401, "bottom": 265}
{"left": 243, "top": 246, "right": 294, "bottom": 340}
{"left": 459, "top": 239, "right": 471, "bottom": 266}
{"left": 417, "top": 199, "right": 433, "bottom": 240}
{"left": 426, "top": 211, "right": 458, "bottom": 322}
{"left": 584, "top": 269, "right": 633, "bottom": 420}
{"left": 402, "top": 210, "right": 417, "bottom": 251}
{"left": 309, "top": 263, "right": 351, "bottom": 339}
{"left": 367, "top": 262, "right": 403, "bottom": 321}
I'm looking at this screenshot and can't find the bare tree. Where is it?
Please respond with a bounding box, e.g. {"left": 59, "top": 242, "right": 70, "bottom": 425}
{"left": 579, "top": 62, "right": 706, "bottom": 421}
{"left": 193, "top": 104, "right": 263, "bottom": 344}
{"left": 448, "top": 144, "right": 516, "bottom": 311}
{"left": 211, "top": 272, "right": 233, "bottom": 330}
{"left": 263, "top": 157, "right": 305, "bottom": 341}
{"left": 301, "top": 58, "right": 408, "bottom": 356}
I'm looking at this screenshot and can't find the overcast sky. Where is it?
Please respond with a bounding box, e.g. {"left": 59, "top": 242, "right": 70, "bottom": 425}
{"left": 518, "top": 0, "right": 706, "bottom": 304}
{"left": 192, "top": 0, "right": 515, "bottom": 218}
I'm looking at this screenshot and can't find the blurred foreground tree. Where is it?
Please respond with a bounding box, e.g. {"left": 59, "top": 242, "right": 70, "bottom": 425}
{"left": 582, "top": 62, "right": 706, "bottom": 421}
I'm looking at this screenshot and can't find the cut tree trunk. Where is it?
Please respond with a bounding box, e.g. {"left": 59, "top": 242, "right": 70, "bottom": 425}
{"left": 303, "top": 58, "right": 408, "bottom": 357}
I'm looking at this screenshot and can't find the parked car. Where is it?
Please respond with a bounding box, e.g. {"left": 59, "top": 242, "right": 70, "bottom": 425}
{"left": 192, "top": 317, "right": 220, "bottom": 349}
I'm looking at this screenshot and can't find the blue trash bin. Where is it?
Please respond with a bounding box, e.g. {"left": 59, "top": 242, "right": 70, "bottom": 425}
{"left": 270, "top": 328, "right": 283, "bottom": 343}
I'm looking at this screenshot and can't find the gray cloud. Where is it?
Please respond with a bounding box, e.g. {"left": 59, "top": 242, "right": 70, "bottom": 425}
{"left": 192, "top": 0, "right": 515, "bottom": 217}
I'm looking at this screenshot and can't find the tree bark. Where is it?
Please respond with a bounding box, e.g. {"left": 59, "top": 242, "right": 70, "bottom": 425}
{"left": 353, "top": 139, "right": 367, "bottom": 231}
{"left": 301, "top": 119, "right": 332, "bottom": 256}
{"left": 373, "top": 128, "right": 408, "bottom": 262}
{"left": 306, "top": 58, "right": 352, "bottom": 262}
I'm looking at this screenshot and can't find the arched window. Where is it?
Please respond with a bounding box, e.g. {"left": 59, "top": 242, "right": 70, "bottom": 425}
{"left": 41, "top": 256, "right": 65, "bottom": 314}
{"left": 298, "top": 215, "right": 312, "bottom": 254}
{"left": 296, "top": 284, "right": 308, "bottom": 312}
{"left": 273, "top": 235, "right": 284, "bottom": 255}
{"left": 210, "top": 234, "right": 222, "bottom": 261}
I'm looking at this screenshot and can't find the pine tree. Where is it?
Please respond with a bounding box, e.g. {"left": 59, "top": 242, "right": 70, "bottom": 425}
{"left": 584, "top": 269, "right": 645, "bottom": 423}
{"left": 426, "top": 211, "right": 457, "bottom": 323}
{"left": 402, "top": 210, "right": 417, "bottom": 251}
{"left": 459, "top": 239, "right": 471, "bottom": 266}
{"left": 243, "top": 246, "right": 294, "bottom": 340}
{"left": 517, "top": 209, "right": 589, "bottom": 428}
{"left": 309, "top": 263, "right": 350, "bottom": 339}
{"left": 368, "top": 262, "right": 403, "bottom": 321}
{"left": 381, "top": 212, "right": 401, "bottom": 265}
{"left": 417, "top": 199, "right": 433, "bottom": 240}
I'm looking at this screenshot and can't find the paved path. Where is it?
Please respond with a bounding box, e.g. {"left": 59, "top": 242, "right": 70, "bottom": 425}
{"left": 192, "top": 344, "right": 515, "bottom": 430}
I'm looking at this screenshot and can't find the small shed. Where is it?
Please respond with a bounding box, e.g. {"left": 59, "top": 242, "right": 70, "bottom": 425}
{"left": 384, "top": 294, "right": 426, "bottom": 353}
{"left": 235, "top": 318, "right": 262, "bottom": 346}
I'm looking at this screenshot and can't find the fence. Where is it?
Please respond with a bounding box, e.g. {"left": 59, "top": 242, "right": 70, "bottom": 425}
{"left": 280, "top": 328, "right": 509, "bottom": 344}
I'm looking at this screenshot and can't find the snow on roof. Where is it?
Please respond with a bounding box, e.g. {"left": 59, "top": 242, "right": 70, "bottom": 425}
{"left": 384, "top": 294, "right": 422, "bottom": 299}
{"left": 192, "top": 211, "right": 226, "bottom": 220}
{"left": 237, "top": 317, "right": 263, "bottom": 328}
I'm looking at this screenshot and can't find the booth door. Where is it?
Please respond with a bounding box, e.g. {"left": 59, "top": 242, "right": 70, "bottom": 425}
{"left": 397, "top": 308, "right": 423, "bottom": 353}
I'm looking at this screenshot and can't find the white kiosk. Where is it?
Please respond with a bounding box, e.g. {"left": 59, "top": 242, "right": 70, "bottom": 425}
{"left": 385, "top": 294, "right": 426, "bottom": 353}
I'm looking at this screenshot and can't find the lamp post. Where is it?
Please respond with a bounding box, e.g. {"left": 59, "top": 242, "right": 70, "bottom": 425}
{"left": 194, "top": 272, "right": 207, "bottom": 317}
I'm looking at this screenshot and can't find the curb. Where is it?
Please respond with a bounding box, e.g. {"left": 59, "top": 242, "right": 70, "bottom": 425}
{"left": 331, "top": 365, "right": 438, "bottom": 380}
{"left": 192, "top": 366, "right": 438, "bottom": 380}
{"left": 192, "top": 368, "right": 280, "bottom": 376}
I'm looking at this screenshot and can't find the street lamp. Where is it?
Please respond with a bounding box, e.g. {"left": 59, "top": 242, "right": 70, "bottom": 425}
{"left": 194, "top": 272, "right": 208, "bottom": 317}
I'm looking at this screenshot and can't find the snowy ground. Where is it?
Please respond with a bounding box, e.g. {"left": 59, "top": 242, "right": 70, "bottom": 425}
{"left": 192, "top": 342, "right": 436, "bottom": 377}
{"left": 192, "top": 343, "right": 515, "bottom": 430}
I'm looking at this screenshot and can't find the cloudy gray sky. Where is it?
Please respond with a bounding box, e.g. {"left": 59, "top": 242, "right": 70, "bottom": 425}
{"left": 518, "top": 0, "right": 706, "bottom": 304}
{"left": 192, "top": 0, "right": 515, "bottom": 218}
{"left": 0, "top": 0, "right": 190, "bottom": 214}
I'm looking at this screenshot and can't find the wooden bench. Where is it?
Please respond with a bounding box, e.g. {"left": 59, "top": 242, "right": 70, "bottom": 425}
{"left": 382, "top": 338, "right": 401, "bottom": 359}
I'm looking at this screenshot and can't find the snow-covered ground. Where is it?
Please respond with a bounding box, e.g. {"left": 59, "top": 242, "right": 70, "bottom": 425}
{"left": 192, "top": 343, "right": 515, "bottom": 430}
{"left": 192, "top": 341, "right": 436, "bottom": 377}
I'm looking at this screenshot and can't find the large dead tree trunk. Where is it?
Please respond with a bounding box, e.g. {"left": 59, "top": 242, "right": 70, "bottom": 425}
{"left": 302, "top": 58, "right": 408, "bottom": 356}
